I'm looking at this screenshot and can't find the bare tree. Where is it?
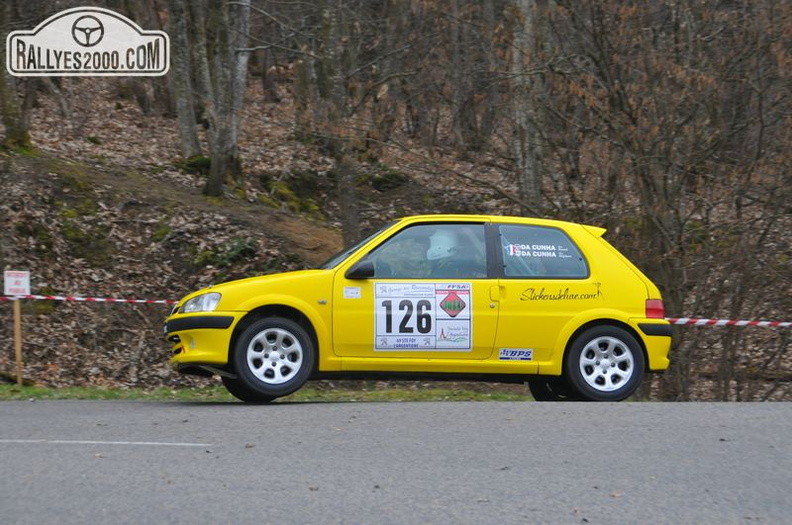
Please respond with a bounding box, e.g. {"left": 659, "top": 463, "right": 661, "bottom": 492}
{"left": 199, "top": 0, "right": 252, "bottom": 197}
{"left": 0, "top": 1, "right": 31, "bottom": 150}
{"left": 529, "top": 0, "right": 791, "bottom": 399}
{"left": 167, "top": 0, "right": 202, "bottom": 159}
{"left": 509, "top": 0, "right": 543, "bottom": 210}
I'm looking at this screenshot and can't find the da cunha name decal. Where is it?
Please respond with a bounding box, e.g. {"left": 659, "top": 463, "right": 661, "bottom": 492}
{"left": 7, "top": 7, "right": 169, "bottom": 76}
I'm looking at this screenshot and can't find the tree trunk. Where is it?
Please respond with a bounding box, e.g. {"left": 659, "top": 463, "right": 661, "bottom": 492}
{"left": 124, "top": 0, "right": 172, "bottom": 115}
{"left": 510, "top": 0, "right": 542, "bottom": 210}
{"left": 0, "top": 2, "right": 31, "bottom": 150}
{"left": 188, "top": 0, "right": 213, "bottom": 121}
{"left": 167, "top": 0, "right": 202, "bottom": 159}
{"left": 203, "top": 0, "right": 251, "bottom": 197}
{"left": 326, "top": 0, "right": 360, "bottom": 246}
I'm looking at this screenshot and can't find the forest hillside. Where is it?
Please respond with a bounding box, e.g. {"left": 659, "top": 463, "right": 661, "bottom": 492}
{"left": 1, "top": 0, "right": 790, "bottom": 400}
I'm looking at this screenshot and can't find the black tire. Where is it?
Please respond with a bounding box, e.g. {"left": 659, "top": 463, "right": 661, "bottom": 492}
{"left": 221, "top": 376, "right": 275, "bottom": 404}
{"left": 564, "top": 326, "right": 645, "bottom": 401}
{"left": 229, "top": 317, "right": 315, "bottom": 402}
{"left": 527, "top": 376, "right": 584, "bottom": 401}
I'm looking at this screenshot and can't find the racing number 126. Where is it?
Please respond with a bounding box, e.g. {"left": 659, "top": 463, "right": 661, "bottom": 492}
{"left": 381, "top": 299, "right": 432, "bottom": 334}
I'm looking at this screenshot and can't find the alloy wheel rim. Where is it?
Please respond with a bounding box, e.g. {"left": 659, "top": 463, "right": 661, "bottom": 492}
{"left": 246, "top": 328, "right": 304, "bottom": 385}
{"left": 579, "top": 336, "right": 634, "bottom": 392}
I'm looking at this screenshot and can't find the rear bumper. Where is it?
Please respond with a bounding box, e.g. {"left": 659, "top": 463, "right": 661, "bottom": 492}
{"left": 638, "top": 322, "right": 673, "bottom": 338}
{"left": 635, "top": 320, "right": 672, "bottom": 371}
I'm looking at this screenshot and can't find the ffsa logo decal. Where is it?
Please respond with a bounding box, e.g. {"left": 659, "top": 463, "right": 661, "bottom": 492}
{"left": 6, "top": 7, "right": 169, "bottom": 77}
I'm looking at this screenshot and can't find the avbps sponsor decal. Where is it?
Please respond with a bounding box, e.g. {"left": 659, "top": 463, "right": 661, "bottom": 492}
{"left": 7, "top": 7, "right": 169, "bottom": 77}
{"left": 499, "top": 348, "right": 533, "bottom": 361}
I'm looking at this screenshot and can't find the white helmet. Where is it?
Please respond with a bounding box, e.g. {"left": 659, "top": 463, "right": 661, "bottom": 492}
{"left": 426, "top": 230, "right": 458, "bottom": 261}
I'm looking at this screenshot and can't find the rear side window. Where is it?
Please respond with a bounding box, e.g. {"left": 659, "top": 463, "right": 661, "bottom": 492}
{"left": 498, "top": 224, "right": 588, "bottom": 278}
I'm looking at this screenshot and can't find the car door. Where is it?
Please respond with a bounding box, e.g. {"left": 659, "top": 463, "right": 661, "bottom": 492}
{"left": 331, "top": 222, "right": 498, "bottom": 360}
{"left": 492, "top": 223, "right": 598, "bottom": 366}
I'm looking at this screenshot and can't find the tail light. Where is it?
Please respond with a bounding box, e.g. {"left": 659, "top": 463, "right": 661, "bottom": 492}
{"left": 645, "top": 299, "right": 665, "bottom": 319}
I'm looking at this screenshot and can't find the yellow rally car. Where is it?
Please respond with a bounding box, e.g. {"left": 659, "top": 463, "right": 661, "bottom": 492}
{"left": 164, "top": 214, "right": 671, "bottom": 402}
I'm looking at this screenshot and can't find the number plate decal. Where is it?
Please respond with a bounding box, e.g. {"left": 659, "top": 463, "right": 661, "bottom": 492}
{"left": 374, "top": 282, "right": 472, "bottom": 351}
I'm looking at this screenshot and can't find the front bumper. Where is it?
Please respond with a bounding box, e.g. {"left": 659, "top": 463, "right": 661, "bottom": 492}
{"left": 165, "top": 315, "right": 235, "bottom": 332}
{"left": 164, "top": 312, "right": 244, "bottom": 366}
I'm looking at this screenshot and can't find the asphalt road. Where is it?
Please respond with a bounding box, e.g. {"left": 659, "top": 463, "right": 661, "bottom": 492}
{"left": 1, "top": 400, "right": 790, "bottom": 525}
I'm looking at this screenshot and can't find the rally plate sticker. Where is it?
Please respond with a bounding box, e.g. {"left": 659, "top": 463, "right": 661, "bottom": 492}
{"left": 374, "top": 282, "right": 471, "bottom": 351}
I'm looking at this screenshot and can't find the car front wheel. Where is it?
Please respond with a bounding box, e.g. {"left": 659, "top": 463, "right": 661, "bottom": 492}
{"left": 221, "top": 376, "right": 275, "bottom": 404}
{"left": 565, "top": 326, "right": 645, "bottom": 401}
{"left": 229, "top": 317, "right": 315, "bottom": 402}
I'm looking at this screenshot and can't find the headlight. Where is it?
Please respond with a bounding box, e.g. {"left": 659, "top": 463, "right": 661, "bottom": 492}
{"left": 181, "top": 292, "right": 221, "bottom": 313}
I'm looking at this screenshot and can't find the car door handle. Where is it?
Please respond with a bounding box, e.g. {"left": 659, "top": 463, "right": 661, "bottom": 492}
{"left": 489, "top": 286, "right": 500, "bottom": 302}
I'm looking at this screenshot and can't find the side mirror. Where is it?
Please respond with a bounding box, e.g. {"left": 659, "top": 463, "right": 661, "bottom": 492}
{"left": 345, "top": 260, "right": 375, "bottom": 280}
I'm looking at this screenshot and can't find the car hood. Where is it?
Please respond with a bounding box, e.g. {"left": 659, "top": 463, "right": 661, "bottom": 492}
{"left": 178, "top": 269, "right": 330, "bottom": 308}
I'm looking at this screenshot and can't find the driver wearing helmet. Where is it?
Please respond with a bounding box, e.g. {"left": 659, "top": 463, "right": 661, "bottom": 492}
{"left": 426, "top": 229, "right": 460, "bottom": 278}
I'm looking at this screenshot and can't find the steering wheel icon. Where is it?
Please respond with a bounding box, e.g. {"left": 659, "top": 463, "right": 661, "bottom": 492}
{"left": 71, "top": 15, "right": 104, "bottom": 47}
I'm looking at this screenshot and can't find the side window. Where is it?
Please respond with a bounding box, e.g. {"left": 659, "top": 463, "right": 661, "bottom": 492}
{"left": 498, "top": 224, "right": 588, "bottom": 278}
{"left": 364, "top": 223, "right": 487, "bottom": 279}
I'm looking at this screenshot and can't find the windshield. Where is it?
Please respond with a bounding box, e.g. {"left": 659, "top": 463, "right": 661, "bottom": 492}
{"left": 318, "top": 221, "right": 395, "bottom": 269}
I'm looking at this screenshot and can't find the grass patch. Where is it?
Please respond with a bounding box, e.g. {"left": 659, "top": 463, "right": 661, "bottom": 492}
{"left": 0, "top": 382, "right": 532, "bottom": 403}
{"left": 0, "top": 384, "right": 235, "bottom": 402}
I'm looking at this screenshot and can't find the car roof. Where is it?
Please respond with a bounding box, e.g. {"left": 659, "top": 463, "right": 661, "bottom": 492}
{"left": 396, "top": 214, "right": 603, "bottom": 233}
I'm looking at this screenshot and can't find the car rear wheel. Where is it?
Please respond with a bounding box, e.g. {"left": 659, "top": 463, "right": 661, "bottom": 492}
{"left": 527, "top": 376, "right": 584, "bottom": 401}
{"left": 229, "top": 317, "right": 315, "bottom": 402}
{"left": 565, "top": 326, "right": 645, "bottom": 401}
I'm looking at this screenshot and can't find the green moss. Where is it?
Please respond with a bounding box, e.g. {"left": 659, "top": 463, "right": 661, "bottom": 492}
{"left": 258, "top": 193, "right": 279, "bottom": 208}
{"left": 151, "top": 222, "right": 171, "bottom": 242}
{"left": 78, "top": 198, "right": 98, "bottom": 215}
{"left": 684, "top": 219, "right": 708, "bottom": 252}
{"left": 61, "top": 220, "right": 114, "bottom": 267}
{"left": 193, "top": 249, "right": 216, "bottom": 268}
{"left": 46, "top": 158, "right": 92, "bottom": 181}
{"left": 57, "top": 196, "right": 98, "bottom": 219}
{"left": 258, "top": 171, "right": 324, "bottom": 219}
{"left": 60, "top": 220, "right": 83, "bottom": 241}
{"left": 271, "top": 181, "right": 301, "bottom": 212}
{"left": 59, "top": 206, "right": 79, "bottom": 219}
{"left": 15, "top": 221, "right": 54, "bottom": 259}
{"left": 203, "top": 195, "right": 224, "bottom": 206}
{"left": 225, "top": 237, "right": 258, "bottom": 263}
{"left": 622, "top": 215, "right": 643, "bottom": 231}
{"left": 361, "top": 165, "right": 410, "bottom": 191}
{"left": 32, "top": 286, "right": 58, "bottom": 314}
{"left": 192, "top": 237, "right": 258, "bottom": 269}
{"left": 117, "top": 83, "right": 133, "bottom": 99}
{"left": 17, "top": 145, "right": 40, "bottom": 157}
{"left": 302, "top": 199, "right": 322, "bottom": 217}
{"left": 175, "top": 155, "right": 211, "bottom": 176}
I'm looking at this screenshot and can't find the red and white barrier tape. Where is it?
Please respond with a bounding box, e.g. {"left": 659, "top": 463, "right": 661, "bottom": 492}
{"left": 0, "top": 294, "right": 176, "bottom": 305}
{"left": 666, "top": 317, "right": 791, "bottom": 328}
{"left": 1, "top": 295, "right": 789, "bottom": 327}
